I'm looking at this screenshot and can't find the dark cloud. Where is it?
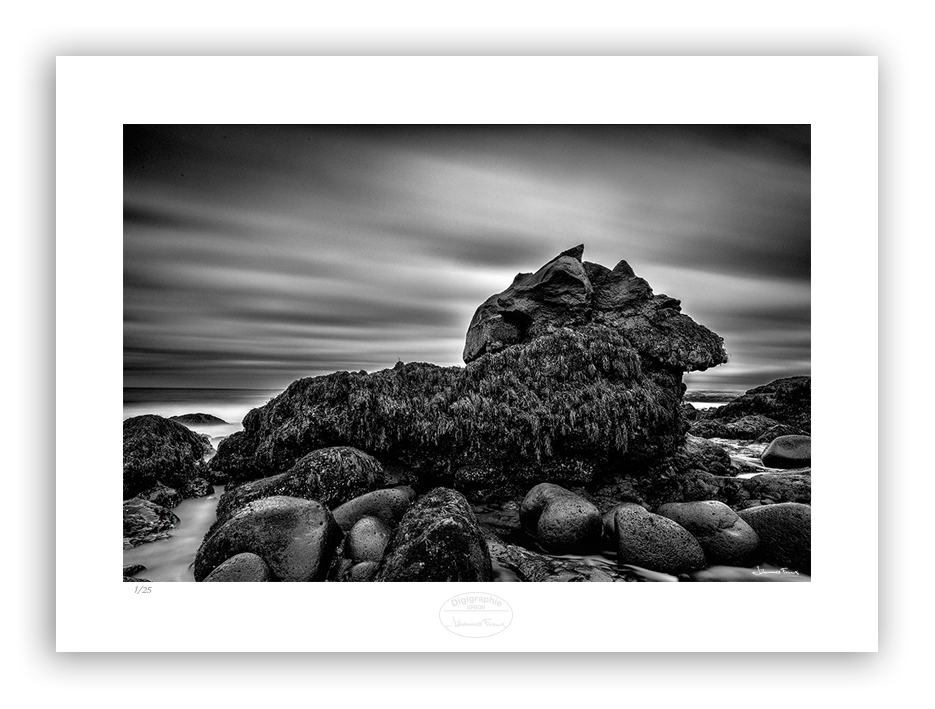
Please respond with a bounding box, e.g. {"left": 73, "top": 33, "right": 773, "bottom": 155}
{"left": 124, "top": 125, "right": 810, "bottom": 391}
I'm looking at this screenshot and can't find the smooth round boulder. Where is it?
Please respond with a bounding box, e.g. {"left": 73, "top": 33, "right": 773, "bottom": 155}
{"left": 348, "top": 560, "right": 380, "bottom": 582}
{"left": 655, "top": 500, "right": 759, "bottom": 566}
{"left": 203, "top": 552, "right": 271, "bottom": 582}
{"left": 331, "top": 486, "right": 416, "bottom": 531}
{"left": 520, "top": 483, "right": 603, "bottom": 554}
{"left": 761, "top": 435, "right": 811, "bottom": 469}
{"left": 614, "top": 503, "right": 706, "bottom": 575}
{"left": 376, "top": 488, "right": 492, "bottom": 582}
{"left": 346, "top": 516, "right": 392, "bottom": 562}
{"left": 194, "top": 496, "right": 343, "bottom": 582}
{"left": 738, "top": 502, "right": 811, "bottom": 574}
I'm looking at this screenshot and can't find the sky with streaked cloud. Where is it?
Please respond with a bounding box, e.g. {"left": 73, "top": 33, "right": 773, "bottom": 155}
{"left": 124, "top": 125, "right": 809, "bottom": 392}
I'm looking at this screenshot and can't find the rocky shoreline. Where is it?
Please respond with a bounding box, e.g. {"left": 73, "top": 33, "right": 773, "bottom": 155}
{"left": 123, "top": 247, "right": 811, "bottom": 582}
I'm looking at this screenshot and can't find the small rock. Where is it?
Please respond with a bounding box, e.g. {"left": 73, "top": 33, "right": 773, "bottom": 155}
{"left": 346, "top": 516, "right": 392, "bottom": 562}
{"left": 655, "top": 500, "right": 759, "bottom": 566}
{"left": 614, "top": 503, "right": 706, "bottom": 575}
{"left": 123, "top": 498, "right": 180, "bottom": 540}
{"left": 520, "top": 483, "right": 603, "bottom": 554}
{"left": 348, "top": 560, "right": 380, "bottom": 582}
{"left": 203, "top": 552, "right": 271, "bottom": 582}
{"left": 137, "top": 482, "right": 183, "bottom": 509}
{"left": 122, "top": 564, "right": 146, "bottom": 577}
{"left": 332, "top": 486, "right": 416, "bottom": 531}
{"left": 761, "top": 435, "right": 811, "bottom": 468}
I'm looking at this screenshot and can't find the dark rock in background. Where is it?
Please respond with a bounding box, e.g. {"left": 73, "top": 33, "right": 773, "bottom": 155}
{"left": 711, "top": 376, "right": 811, "bottom": 433}
{"left": 123, "top": 415, "right": 213, "bottom": 499}
{"left": 169, "top": 413, "right": 229, "bottom": 425}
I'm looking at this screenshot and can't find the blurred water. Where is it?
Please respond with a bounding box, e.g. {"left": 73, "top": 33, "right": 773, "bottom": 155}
{"left": 124, "top": 486, "right": 224, "bottom": 582}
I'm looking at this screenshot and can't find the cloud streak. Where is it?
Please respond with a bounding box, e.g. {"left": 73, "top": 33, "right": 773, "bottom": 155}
{"left": 124, "top": 124, "right": 810, "bottom": 392}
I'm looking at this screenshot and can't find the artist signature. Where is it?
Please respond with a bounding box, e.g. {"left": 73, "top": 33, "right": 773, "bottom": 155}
{"left": 752, "top": 566, "right": 800, "bottom": 576}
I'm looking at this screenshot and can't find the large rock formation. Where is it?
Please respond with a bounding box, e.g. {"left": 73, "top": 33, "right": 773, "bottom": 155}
{"left": 208, "top": 246, "right": 727, "bottom": 502}
{"left": 463, "top": 244, "right": 726, "bottom": 372}
{"left": 123, "top": 415, "right": 213, "bottom": 499}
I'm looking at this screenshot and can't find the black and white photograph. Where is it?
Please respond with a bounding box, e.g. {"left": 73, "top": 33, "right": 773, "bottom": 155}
{"left": 122, "top": 123, "right": 812, "bottom": 586}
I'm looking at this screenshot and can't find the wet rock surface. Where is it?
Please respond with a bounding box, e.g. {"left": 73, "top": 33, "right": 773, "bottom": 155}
{"left": 739, "top": 502, "right": 811, "bottom": 574}
{"left": 194, "top": 496, "right": 343, "bottom": 582}
{"left": 519, "top": 483, "right": 603, "bottom": 554}
{"left": 613, "top": 503, "right": 707, "bottom": 575}
{"left": 203, "top": 552, "right": 272, "bottom": 582}
{"left": 124, "top": 415, "right": 213, "bottom": 499}
{"left": 655, "top": 500, "right": 759, "bottom": 566}
{"left": 123, "top": 498, "right": 180, "bottom": 547}
{"left": 376, "top": 488, "right": 492, "bottom": 582}
{"left": 761, "top": 435, "right": 811, "bottom": 468}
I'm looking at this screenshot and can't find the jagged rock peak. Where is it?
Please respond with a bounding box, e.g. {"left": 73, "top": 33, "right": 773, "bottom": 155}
{"left": 462, "top": 245, "right": 728, "bottom": 373}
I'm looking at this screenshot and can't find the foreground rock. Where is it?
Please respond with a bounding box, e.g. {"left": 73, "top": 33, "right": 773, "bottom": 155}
{"left": 169, "top": 413, "right": 228, "bottom": 425}
{"left": 612, "top": 503, "right": 706, "bottom": 575}
{"left": 485, "top": 533, "right": 639, "bottom": 582}
{"left": 711, "top": 376, "right": 811, "bottom": 433}
{"left": 194, "top": 496, "right": 343, "bottom": 582}
{"left": 209, "top": 246, "right": 727, "bottom": 503}
{"left": 376, "top": 488, "right": 492, "bottom": 581}
{"left": 761, "top": 435, "right": 811, "bottom": 468}
{"left": 203, "top": 552, "right": 271, "bottom": 582}
{"left": 655, "top": 500, "right": 759, "bottom": 566}
{"left": 214, "top": 447, "right": 384, "bottom": 525}
{"left": 137, "top": 481, "right": 182, "bottom": 509}
{"left": 331, "top": 486, "right": 416, "bottom": 531}
{"left": 123, "top": 498, "right": 180, "bottom": 547}
{"left": 520, "top": 483, "right": 603, "bottom": 554}
{"left": 124, "top": 415, "right": 213, "bottom": 499}
{"left": 346, "top": 516, "right": 392, "bottom": 562}
{"left": 738, "top": 502, "right": 811, "bottom": 574}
